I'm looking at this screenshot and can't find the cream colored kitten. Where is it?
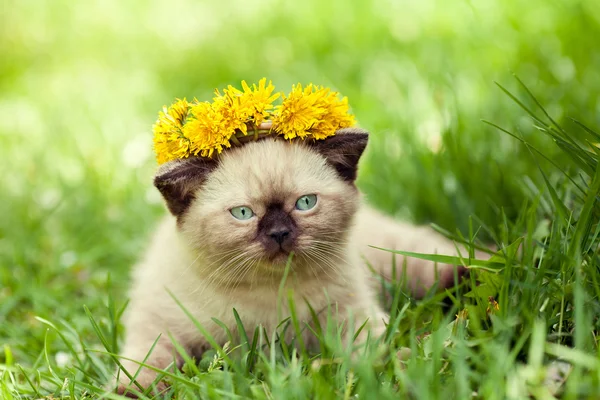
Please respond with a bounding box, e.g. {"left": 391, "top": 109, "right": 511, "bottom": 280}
{"left": 116, "top": 128, "right": 470, "bottom": 395}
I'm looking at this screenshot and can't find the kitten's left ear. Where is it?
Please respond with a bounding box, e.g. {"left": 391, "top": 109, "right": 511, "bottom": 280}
{"left": 308, "top": 127, "right": 369, "bottom": 182}
{"left": 154, "top": 157, "right": 218, "bottom": 217}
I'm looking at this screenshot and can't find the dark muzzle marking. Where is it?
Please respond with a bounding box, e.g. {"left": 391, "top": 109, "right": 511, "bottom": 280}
{"left": 258, "top": 204, "right": 297, "bottom": 252}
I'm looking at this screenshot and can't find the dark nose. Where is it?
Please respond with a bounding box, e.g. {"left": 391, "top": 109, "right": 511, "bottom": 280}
{"left": 269, "top": 229, "right": 290, "bottom": 245}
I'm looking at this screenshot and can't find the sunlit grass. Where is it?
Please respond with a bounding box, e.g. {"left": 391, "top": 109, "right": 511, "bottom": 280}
{"left": 1, "top": 0, "right": 600, "bottom": 398}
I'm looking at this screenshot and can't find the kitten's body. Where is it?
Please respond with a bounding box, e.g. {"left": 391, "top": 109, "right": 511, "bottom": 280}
{"left": 117, "top": 129, "right": 470, "bottom": 395}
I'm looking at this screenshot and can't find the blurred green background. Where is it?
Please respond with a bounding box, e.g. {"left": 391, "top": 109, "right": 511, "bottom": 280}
{"left": 1, "top": 0, "right": 599, "bottom": 381}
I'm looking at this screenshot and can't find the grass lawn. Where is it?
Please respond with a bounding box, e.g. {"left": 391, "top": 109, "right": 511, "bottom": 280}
{"left": 1, "top": 0, "right": 600, "bottom": 398}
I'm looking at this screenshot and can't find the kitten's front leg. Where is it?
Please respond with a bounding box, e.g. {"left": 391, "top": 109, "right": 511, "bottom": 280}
{"left": 115, "top": 331, "right": 185, "bottom": 397}
{"left": 354, "top": 207, "right": 485, "bottom": 297}
{"left": 380, "top": 234, "right": 472, "bottom": 298}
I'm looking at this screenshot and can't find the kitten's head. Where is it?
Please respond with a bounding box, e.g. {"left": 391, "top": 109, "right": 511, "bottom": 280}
{"left": 154, "top": 128, "right": 368, "bottom": 282}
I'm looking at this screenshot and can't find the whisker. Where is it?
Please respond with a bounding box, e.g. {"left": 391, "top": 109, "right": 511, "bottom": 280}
{"left": 212, "top": 252, "right": 252, "bottom": 288}
{"left": 303, "top": 248, "right": 343, "bottom": 282}
{"left": 188, "top": 250, "right": 243, "bottom": 296}
{"left": 194, "top": 250, "right": 252, "bottom": 295}
{"left": 308, "top": 246, "right": 351, "bottom": 279}
{"left": 298, "top": 253, "right": 322, "bottom": 283}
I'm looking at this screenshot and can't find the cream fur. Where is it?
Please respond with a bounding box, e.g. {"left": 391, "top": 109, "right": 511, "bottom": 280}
{"left": 116, "top": 138, "right": 472, "bottom": 394}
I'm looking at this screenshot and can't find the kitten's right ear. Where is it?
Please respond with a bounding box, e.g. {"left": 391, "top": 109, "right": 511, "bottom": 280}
{"left": 154, "top": 157, "right": 218, "bottom": 217}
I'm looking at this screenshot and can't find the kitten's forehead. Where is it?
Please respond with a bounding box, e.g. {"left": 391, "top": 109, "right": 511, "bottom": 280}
{"left": 208, "top": 139, "right": 336, "bottom": 201}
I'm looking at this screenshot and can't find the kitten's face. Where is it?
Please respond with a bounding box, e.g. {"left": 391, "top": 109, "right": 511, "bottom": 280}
{"left": 154, "top": 130, "right": 368, "bottom": 282}
{"left": 184, "top": 139, "right": 359, "bottom": 266}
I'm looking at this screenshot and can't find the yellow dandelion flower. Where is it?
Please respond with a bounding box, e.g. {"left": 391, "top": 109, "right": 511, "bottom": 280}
{"left": 184, "top": 100, "right": 236, "bottom": 158}
{"left": 214, "top": 89, "right": 251, "bottom": 136}
{"left": 153, "top": 134, "right": 191, "bottom": 164}
{"left": 273, "top": 84, "right": 328, "bottom": 139}
{"left": 217, "top": 78, "right": 280, "bottom": 133}
{"left": 273, "top": 84, "right": 355, "bottom": 140}
{"left": 240, "top": 78, "right": 280, "bottom": 126}
{"left": 152, "top": 98, "right": 192, "bottom": 163}
{"left": 310, "top": 89, "right": 356, "bottom": 140}
{"left": 151, "top": 79, "right": 356, "bottom": 163}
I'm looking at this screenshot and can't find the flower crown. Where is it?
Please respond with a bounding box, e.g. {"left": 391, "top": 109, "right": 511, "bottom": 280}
{"left": 152, "top": 78, "right": 356, "bottom": 164}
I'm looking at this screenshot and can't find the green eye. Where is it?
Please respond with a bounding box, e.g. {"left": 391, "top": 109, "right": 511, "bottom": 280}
{"left": 230, "top": 206, "right": 254, "bottom": 220}
{"left": 295, "top": 194, "right": 317, "bottom": 211}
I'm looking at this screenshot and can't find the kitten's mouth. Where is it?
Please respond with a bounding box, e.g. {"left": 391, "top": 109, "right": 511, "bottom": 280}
{"left": 261, "top": 237, "right": 297, "bottom": 264}
{"left": 266, "top": 249, "right": 294, "bottom": 264}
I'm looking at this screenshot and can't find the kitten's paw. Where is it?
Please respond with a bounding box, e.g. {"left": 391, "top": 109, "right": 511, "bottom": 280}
{"left": 438, "top": 248, "right": 493, "bottom": 290}
{"left": 439, "top": 264, "right": 469, "bottom": 289}
{"left": 116, "top": 384, "right": 142, "bottom": 399}
{"left": 396, "top": 346, "right": 412, "bottom": 360}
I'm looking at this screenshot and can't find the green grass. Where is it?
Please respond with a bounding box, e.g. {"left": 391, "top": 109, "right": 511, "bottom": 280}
{"left": 2, "top": 0, "right": 600, "bottom": 398}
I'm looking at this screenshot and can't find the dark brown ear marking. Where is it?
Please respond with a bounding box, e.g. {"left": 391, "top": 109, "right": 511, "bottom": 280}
{"left": 154, "top": 157, "right": 218, "bottom": 217}
{"left": 307, "top": 128, "right": 369, "bottom": 182}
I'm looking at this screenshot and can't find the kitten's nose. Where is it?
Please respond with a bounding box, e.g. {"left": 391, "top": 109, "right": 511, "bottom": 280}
{"left": 269, "top": 229, "right": 290, "bottom": 245}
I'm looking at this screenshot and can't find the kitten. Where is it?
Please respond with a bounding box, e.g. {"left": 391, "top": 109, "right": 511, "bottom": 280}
{"left": 116, "top": 128, "right": 471, "bottom": 395}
